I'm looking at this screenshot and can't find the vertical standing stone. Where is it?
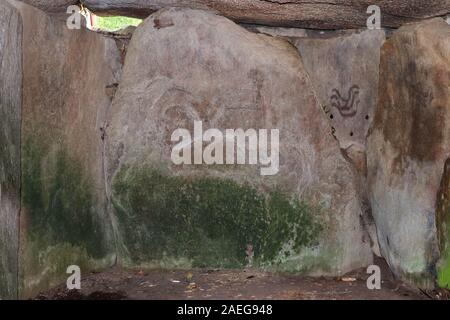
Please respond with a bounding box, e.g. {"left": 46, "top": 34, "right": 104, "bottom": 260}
{"left": 293, "top": 30, "right": 385, "bottom": 176}
{"left": 106, "top": 8, "right": 373, "bottom": 274}
{"left": 368, "top": 18, "right": 450, "bottom": 289}
{"left": 291, "top": 30, "right": 386, "bottom": 256}
{"left": 0, "top": 0, "right": 22, "bottom": 300}
{"left": 9, "top": 1, "right": 122, "bottom": 298}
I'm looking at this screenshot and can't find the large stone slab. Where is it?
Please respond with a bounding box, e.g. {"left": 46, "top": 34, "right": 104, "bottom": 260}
{"left": 293, "top": 30, "right": 385, "bottom": 174}
{"left": 19, "top": 0, "right": 450, "bottom": 29}
{"left": 105, "top": 8, "right": 373, "bottom": 275}
{"left": 0, "top": 0, "right": 22, "bottom": 300}
{"left": 9, "top": 1, "right": 122, "bottom": 298}
{"left": 367, "top": 18, "right": 450, "bottom": 289}
{"left": 290, "top": 29, "right": 386, "bottom": 257}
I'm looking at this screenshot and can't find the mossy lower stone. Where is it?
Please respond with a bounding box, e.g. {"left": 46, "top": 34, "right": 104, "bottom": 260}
{"left": 368, "top": 19, "right": 450, "bottom": 289}
{"left": 20, "top": 138, "right": 114, "bottom": 298}
{"left": 0, "top": 0, "right": 22, "bottom": 300}
{"left": 437, "top": 159, "right": 450, "bottom": 289}
{"left": 22, "top": 139, "right": 107, "bottom": 256}
{"left": 106, "top": 8, "right": 374, "bottom": 276}
{"left": 112, "top": 164, "right": 323, "bottom": 269}
{"left": 14, "top": 1, "right": 122, "bottom": 297}
{"left": 19, "top": 242, "right": 113, "bottom": 297}
{"left": 438, "top": 251, "right": 450, "bottom": 289}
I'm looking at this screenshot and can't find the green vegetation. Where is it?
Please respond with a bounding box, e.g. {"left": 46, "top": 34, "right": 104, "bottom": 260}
{"left": 95, "top": 16, "right": 142, "bottom": 31}
{"left": 112, "top": 164, "right": 323, "bottom": 268}
{"left": 438, "top": 252, "right": 450, "bottom": 288}
{"left": 0, "top": 238, "right": 10, "bottom": 298}
{"left": 436, "top": 160, "right": 450, "bottom": 289}
{"left": 0, "top": 102, "right": 20, "bottom": 299}
{"left": 437, "top": 207, "right": 450, "bottom": 288}
{"left": 0, "top": 102, "right": 20, "bottom": 193}
{"left": 22, "top": 138, "right": 107, "bottom": 259}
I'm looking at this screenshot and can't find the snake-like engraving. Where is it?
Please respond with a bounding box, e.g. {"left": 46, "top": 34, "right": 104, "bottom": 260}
{"left": 330, "top": 85, "right": 360, "bottom": 118}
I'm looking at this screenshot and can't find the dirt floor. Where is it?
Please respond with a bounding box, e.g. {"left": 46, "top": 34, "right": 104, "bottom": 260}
{"left": 35, "top": 259, "right": 448, "bottom": 300}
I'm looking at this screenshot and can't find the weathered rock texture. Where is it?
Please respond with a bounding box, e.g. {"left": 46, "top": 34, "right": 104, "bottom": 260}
{"left": 106, "top": 8, "right": 373, "bottom": 274}
{"left": 437, "top": 159, "right": 450, "bottom": 288}
{"left": 19, "top": 0, "right": 450, "bottom": 29}
{"left": 18, "top": 0, "right": 76, "bottom": 13}
{"left": 0, "top": 0, "right": 22, "bottom": 300}
{"left": 290, "top": 29, "right": 385, "bottom": 257}
{"left": 368, "top": 18, "right": 450, "bottom": 289}
{"left": 8, "top": 1, "right": 122, "bottom": 298}
{"left": 293, "top": 30, "right": 385, "bottom": 175}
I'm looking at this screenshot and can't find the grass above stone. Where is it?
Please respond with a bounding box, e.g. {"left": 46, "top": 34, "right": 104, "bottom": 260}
{"left": 95, "top": 16, "right": 142, "bottom": 31}
{"left": 112, "top": 164, "right": 323, "bottom": 269}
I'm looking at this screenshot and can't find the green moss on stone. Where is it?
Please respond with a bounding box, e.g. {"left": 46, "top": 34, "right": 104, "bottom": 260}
{"left": 0, "top": 102, "right": 20, "bottom": 193}
{"left": 437, "top": 159, "right": 450, "bottom": 289}
{"left": 22, "top": 138, "right": 107, "bottom": 259}
{"left": 0, "top": 238, "right": 9, "bottom": 298}
{"left": 0, "top": 100, "right": 20, "bottom": 299}
{"left": 112, "top": 164, "right": 323, "bottom": 269}
{"left": 19, "top": 241, "right": 113, "bottom": 298}
{"left": 20, "top": 137, "right": 114, "bottom": 297}
{"left": 438, "top": 251, "right": 450, "bottom": 288}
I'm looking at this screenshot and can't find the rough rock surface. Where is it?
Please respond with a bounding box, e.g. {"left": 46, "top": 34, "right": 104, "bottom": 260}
{"left": 9, "top": 1, "right": 122, "bottom": 298}
{"left": 367, "top": 18, "right": 450, "bottom": 289}
{"left": 18, "top": 0, "right": 76, "bottom": 13}
{"left": 19, "top": 0, "right": 450, "bottom": 29}
{"left": 105, "top": 8, "right": 373, "bottom": 275}
{"left": 293, "top": 29, "right": 385, "bottom": 175}
{"left": 0, "top": 0, "right": 22, "bottom": 300}
{"left": 437, "top": 159, "right": 450, "bottom": 289}
{"left": 291, "top": 29, "right": 386, "bottom": 257}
